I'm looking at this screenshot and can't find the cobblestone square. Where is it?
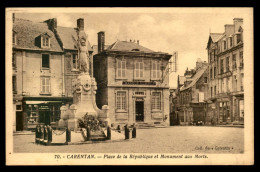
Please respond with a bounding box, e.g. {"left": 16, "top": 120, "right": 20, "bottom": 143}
{"left": 13, "top": 126, "right": 244, "bottom": 153}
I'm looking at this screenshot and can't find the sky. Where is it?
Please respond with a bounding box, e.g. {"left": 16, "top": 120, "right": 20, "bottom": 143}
{"left": 13, "top": 8, "right": 250, "bottom": 88}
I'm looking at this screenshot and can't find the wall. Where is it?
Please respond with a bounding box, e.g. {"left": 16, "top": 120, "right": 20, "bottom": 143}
{"left": 14, "top": 50, "right": 63, "bottom": 97}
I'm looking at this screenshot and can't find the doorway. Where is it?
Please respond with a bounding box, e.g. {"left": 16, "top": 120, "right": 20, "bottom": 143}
{"left": 39, "top": 110, "right": 50, "bottom": 125}
{"left": 135, "top": 101, "right": 144, "bottom": 122}
{"left": 16, "top": 112, "right": 23, "bottom": 131}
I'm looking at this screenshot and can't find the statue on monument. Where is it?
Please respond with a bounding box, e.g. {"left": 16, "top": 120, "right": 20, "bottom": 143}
{"left": 78, "top": 30, "right": 89, "bottom": 74}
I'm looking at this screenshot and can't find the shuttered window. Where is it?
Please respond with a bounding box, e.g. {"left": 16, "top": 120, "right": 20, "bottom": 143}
{"left": 41, "top": 77, "right": 51, "bottom": 94}
{"left": 117, "top": 60, "right": 126, "bottom": 78}
{"left": 152, "top": 61, "right": 161, "bottom": 80}
{"left": 135, "top": 61, "right": 144, "bottom": 79}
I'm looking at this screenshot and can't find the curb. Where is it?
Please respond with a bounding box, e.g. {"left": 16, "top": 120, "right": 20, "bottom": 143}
{"left": 13, "top": 132, "right": 35, "bottom": 136}
{"left": 68, "top": 139, "right": 133, "bottom": 145}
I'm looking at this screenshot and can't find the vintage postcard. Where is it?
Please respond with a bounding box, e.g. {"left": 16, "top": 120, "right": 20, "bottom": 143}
{"left": 5, "top": 7, "right": 254, "bottom": 165}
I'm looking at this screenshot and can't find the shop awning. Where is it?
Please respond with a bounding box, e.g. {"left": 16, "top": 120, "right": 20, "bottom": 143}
{"left": 25, "top": 101, "right": 63, "bottom": 104}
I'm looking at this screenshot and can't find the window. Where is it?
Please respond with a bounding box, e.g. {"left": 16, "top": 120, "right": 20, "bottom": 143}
{"left": 204, "top": 77, "right": 207, "bottom": 83}
{"left": 237, "top": 34, "right": 241, "bottom": 44}
{"left": 220, "top": 59, "right": 224, "bottom": 74}
{"left": 117, "top": 60, "right": 126, "bottom": 79}
{"left": 27, "top": 105, "right": 39, "bottom": 124}
{"left": 12, "top": 75, "right": 17, "bottom": 94}
{"left": 116, "top": 91, "right": 126, "bottom": 110}
{"left": 239, "top": 51, "right": 243, "bottom": 68}
{"left": 152, "top": 61, "right": 161, "bottom": 80}
{"left": 223, "top": 41, "right": 227, "bottom": 50}
{"left": 152, "top": 92, "right": 161, "bottom": 111}
{"left": 214, "top": 67, "right": 216, "bottom": 78}
{"left": 226, "top": 56, "right": 230, "bottom": 72}
{"left": 72, "top": 54, "right": 79, "bottom": 70}
{"left": 41, "top": 77, "right": 51, "bottom": 94}
{"left": 227, "top": 78, "right": 230, "bottom": 92}
{"left": 232, "top": 54, "right": 237, "bottom": 70}
{"left": 241, "top": 74, "right": 244, "bottom": 91}
{"left": 42, "top": 36, "right": 50, "bottom": 48}
{"left": 210, "top": 87, "right": 213, "bottom": 97}
{"left": 135, "top": 61, "right": 144, "bottom": 79}
{"left": 230, "top": 37, "right": 233, "bottom": 47}
{"left": 12, "top": 53, "right": 16, "bottom": 68}
{"left": 42, "top": 54, "right": 50, "bottom": 69}
{"left": 214, "top": 86, "right": 216, "bottom": 96}
{"left": 210, "top": 68, "right": 213, "bottom": 79}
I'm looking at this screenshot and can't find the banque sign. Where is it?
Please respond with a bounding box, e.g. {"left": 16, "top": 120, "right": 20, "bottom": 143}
{"left": 122, "top": 81, "right": 156, "bottom": 86}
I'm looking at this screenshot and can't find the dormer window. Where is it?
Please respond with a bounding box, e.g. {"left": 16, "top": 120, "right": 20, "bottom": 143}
{"left": 229, "top": 37, "right": 233, "bottom": 47}
{"left": 236, "top": 33, "right": 241, "bottom": 44}
{"left": 223, "top": 40, "right": 227, "bottom": 50}
{"left": 40, "top": 33, "right": 51, "bottom": 48}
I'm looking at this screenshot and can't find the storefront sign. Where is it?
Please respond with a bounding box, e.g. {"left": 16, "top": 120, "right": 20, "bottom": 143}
{"left": 39, "top": 105, "right": 50, "bottom": 110}
{"left": 136, "top": 98, "right": 144, "bottom": 101}
{"left": 122, "top": 81, "right": 156, "bottom": 85}
{"left": 217, "top": 71, "right": 232, "bottom": 78}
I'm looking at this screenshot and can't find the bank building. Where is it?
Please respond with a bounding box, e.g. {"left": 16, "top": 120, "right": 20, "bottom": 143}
{"left": 93, "top": 32, "right": 172, "bottom": 126}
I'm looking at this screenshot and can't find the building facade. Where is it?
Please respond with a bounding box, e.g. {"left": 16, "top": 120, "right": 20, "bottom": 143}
{"left": 175, "top": 59, "right": 208, "bottom": 125}
{"left": 12, "top": 16, "right": 93, "bottom": 131}
{"left": 94, "top": 33, "right": 172, "bottom": 126}
{"left": 205, "top": 18, "right": 244, "bottom": 125}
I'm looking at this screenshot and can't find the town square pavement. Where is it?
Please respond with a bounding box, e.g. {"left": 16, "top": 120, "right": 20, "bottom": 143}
{"left": 13, "top": 126, "right": 244, "bottom": 153}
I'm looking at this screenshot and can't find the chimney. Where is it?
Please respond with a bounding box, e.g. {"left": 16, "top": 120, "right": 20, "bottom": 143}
{"left": 13, "top": 13, "right": 15, "bottom": 23}
{"left": 233, "top": 18, "right": 243, "bottom": 32}
{"left": 98, "top": 31, "right": 105, "bottom": 53}
{"left": 130, "top": 39, "right": 132, "bottom": 42}
{"left": 224, "top": 24, "right": 235, "bottom": 36}
{"left": 137, "top": 40, "right": 139, "bottom": 45}
{"left": 45, "top": 18, "right": 57, "bottom": 32}
{"left": 77, "top": 18, "right": 84, "bottom": 31}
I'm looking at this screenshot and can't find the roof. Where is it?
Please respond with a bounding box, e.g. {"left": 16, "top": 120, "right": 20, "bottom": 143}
{"left": 210, "top": 33, "right": 224, "bottom": 42}
{"left": 106, "top": 40, "right": 154, "bottom": 53}
{"left": 13, "top": 18, "right": 62, "bottom": 52}
{"left": 180, "top": 65, "right": 208, "bottom": 91}
{"left": 13, "top": 18, "right": 92, "bottom": 52}
{"left": 56, "top": 26, "right": 93, "bottom": 51}
{"left": 92, "top": 44, "right": 111, "bottom": 56}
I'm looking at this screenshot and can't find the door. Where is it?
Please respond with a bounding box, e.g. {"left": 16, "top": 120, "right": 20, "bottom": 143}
{"left": 135, "top": 101, "right": 144, "bottom": 122}
{"left": 170, "top": 111, "right": 174, "bottom": 126}
{"left": 39, "top": 110, "right": 50, "bottom": 125}
{"left": 16, "top": 112, "right": 23, "bottom": 131}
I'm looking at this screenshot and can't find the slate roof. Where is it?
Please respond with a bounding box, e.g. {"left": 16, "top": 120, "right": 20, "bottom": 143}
{"left": 13, "top": 18, "right": 63, "bottom": 52}
{"left": 106, "top": 40, "right": 154, "bottom": 53}
{"left": 57, "top": 26, "right": 93, "bottom": 51}
{"left": 180, "top": 64, "right": 208, "bottom": 91}
{"left": 13, "top": 18, "right": 93, "bottom": 52}
{"left": 210, "top": 33, "right": 224, "bottom": 42}
{"left": 92, "top": 44, "right": 111, "bottom": 56}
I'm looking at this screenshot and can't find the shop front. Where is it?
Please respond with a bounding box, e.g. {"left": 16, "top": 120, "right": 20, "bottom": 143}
{"left": 216, "top": 97, "right": 231, "bottom": 124}
{"left": 21, "top": 97, "right": 73, "bottom": 130}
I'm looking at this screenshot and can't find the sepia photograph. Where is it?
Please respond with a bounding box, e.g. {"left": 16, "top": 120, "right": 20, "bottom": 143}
{"left": 5, "top": 7, "right": 254, "bottom": 165}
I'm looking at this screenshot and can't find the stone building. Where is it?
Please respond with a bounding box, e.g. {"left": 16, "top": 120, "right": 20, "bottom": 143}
{"left": 93, "top": 33, "right": 172, "bottom": 126}
{"left": 176, "top": 59, "right": 208, "bottom": 125}
{"left": 12, "top": 16, "right": 93, "bottom": 131}
{"left": 205, "top": 18, "right": 244, "bottom": 125}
